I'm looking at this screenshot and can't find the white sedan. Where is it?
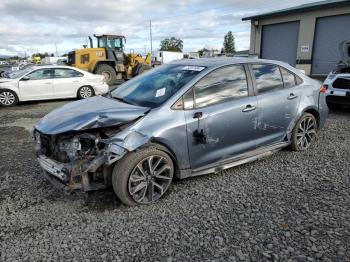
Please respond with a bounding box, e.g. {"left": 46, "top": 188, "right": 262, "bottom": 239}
{"left": 0, "top": 65, "right": 109, "bottom": 106}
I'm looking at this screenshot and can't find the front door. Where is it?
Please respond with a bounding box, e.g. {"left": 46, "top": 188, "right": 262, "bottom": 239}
{"left": 250, "top": 64, "right": 302, "bottom": 146}
{"left": 184, "top": 64, "right": 258, "bottom": 169}
{"left": 19, "top": 69, "right": 54, "bottom": 100}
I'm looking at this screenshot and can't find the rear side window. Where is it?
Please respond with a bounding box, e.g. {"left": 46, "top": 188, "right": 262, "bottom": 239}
{"left": 193, "top": 65, "right": 248, "bottom": 108}
{"left": 54, "top": 68, "right": 83, "bottom": 78}
{"left": 252, "top": 64, "right": 283, "bottom": 93}
{"left": 280, "top": 67, "right": 296, "bottom": 88}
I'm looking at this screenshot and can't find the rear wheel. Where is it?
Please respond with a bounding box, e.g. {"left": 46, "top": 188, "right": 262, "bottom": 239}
{"left": 290, "top": 113, "right": 317, "bottom": 151}
{"left": 112, "top": 147, "right": 174, "bottom": 206}
{"left": 0, "top": 89, "right": 18, "bottom": 107}
{"left": 77, "top": 86, "right": 94, "bottom": 99}
{"left": 96, "top": 64, "right": 117, "bottom": 86}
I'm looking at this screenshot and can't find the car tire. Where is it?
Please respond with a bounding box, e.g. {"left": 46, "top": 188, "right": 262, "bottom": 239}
{"left": 289, "top": 113, "right": 317, "bottom": 151}
{"left": 95, "top": 64, "right": 117, "bottom": 86}
{"left": 0, "top": 89, "right": 18, "bottom": 107}
{"left": 77, "top": 86, "right": 95, "bottom": 99}
{"left": 112, "top": 146, "right": 174, "bottom": 206}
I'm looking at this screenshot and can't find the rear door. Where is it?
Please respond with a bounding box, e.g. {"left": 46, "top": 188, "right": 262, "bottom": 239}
{"left": 52, "top": 68, "right": 84, "bottom": 98}
{"left": 250, "top": 64, "right": 302, "bottom": 147}
{"left": 184, "top": 64, "right": 258, "bottom": 169}
{"left": 18, "top": 69, "right": 54, "bottom": 100}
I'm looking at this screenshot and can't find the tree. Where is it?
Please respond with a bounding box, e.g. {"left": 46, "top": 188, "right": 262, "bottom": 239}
{"left": 160, "top": 37, "right": 183, "bottom": 52}
{"left": 31, "top": 52, "right": 50, "bottom": 59}
{"left": 223, "top": 31, "right": 235, "bottom": 56}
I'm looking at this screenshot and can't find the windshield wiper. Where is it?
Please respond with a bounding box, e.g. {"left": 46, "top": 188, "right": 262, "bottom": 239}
{"left": 113, "top": 96, "right": 134, "bottom": 105}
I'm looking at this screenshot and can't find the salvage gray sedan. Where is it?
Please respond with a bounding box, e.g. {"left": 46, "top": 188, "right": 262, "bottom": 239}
{"left": 33, "top": 58, "right": 328, "bottom": 206}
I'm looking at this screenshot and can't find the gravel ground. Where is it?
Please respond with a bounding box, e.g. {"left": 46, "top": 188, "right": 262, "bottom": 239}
{"left": 0, "top": 100, "right": 349, "bottom": 261}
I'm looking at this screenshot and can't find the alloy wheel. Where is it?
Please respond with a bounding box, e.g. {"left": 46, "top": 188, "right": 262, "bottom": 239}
{"left": 296, "top": 116, "right": 317, "bottom": 150}
{"left": 79, "top": 86, "right": 93, "bottom": 98}
{"left": 0, "top": 91, "right": 15, "bottom": 106}
{"left": 128, "top": 155, "right": 173, "bottom": 204}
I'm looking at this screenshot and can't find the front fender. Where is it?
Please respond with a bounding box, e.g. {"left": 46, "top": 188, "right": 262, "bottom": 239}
{"left": 0, "top": 86, "right": 19, "bottom": 98}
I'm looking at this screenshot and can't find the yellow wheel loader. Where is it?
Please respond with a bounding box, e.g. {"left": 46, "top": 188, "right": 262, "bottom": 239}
{"left": 67, "top": 34, "right": 152, "bottom": 85}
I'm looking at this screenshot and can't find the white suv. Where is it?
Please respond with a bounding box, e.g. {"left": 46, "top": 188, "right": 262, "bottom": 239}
{"left": 324, "top": 71, "right": 350, "bottom": 109}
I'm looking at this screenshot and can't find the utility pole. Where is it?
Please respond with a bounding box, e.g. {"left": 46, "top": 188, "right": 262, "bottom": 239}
{"left": 149, "top": 20, "right": 153, "bottom": 54}
{"left": 55, "top": 43, "right": 58, "bottom": 57}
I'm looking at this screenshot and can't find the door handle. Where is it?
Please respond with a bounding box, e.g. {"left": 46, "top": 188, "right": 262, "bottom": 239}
{"left": 44, "top": 82, "right": 52, "bottom": 85}
{"left": 193, "top": 112, "right": 203, "bottom": 119}
{"left": 242, "top": 105, "right": 256, "bottom": 112}
{"left": 287, "top": 93, "right": 298, "bottom": 100}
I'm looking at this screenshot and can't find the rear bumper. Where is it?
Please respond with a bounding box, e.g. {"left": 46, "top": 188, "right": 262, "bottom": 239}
{"left": 93, "top": 83, "right": 109, "bottom": 95}
{"left": 326, "top": 95, "right": 350, "bottom": 106}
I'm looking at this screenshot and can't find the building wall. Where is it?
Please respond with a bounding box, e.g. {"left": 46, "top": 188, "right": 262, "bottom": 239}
{"left": 249, "top": 5, "right": 350, "bottom": 75}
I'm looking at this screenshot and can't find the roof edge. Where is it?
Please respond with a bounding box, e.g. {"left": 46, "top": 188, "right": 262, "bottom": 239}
{"left": 242, "top": 0, "right": 350, "bottom": 21}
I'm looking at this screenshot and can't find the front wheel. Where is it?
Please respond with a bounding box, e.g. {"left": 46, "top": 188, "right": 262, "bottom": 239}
{"left": 290, "top": 113, "right": 317, "bottom": 151}
{"left": 112, "top": 147, "right": 174, "bottom": 206}
{"left": 0, "top": 89, "right": 18, "bottom": 107}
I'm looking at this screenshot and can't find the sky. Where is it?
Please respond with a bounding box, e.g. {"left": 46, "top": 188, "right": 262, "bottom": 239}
{"left": 0, "top": 0, "right": 322, "bottom": 57}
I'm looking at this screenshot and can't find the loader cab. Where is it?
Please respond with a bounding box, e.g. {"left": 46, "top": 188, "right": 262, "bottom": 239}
{"left": 95, "top": 34, "right": 125, "bottom": 52}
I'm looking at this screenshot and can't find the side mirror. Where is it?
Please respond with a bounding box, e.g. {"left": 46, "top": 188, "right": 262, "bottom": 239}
{"left": 21, "top": 76, "right": 30, "bottom": 81}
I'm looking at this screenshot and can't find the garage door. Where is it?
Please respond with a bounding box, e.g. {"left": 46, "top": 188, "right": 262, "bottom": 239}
{"left": 312, "top": 14, "right": 350, "bottom": 75}
{"left": 261, "top": 21, "right": 300, "bottom": 66}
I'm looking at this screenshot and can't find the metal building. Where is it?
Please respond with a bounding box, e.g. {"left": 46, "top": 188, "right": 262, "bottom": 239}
{"left": 242, "top": 0, "right": 350, "bottom": 76}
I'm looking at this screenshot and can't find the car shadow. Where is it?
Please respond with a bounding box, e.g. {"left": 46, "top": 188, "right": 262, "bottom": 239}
{"left": 18, "top": 98, "right": 76, "bottom": 106}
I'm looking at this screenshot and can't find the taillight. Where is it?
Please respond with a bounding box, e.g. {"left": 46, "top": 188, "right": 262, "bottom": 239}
{"left": 320, "top": 85, "right": 327, "bottom": 93}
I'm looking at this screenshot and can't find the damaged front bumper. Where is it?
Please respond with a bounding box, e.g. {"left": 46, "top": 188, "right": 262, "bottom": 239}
{"left": 37, "top": 154, "right": 109, "bottom": 192}
{"left": 33, "top": 122, "right": 150, "bottom": 192}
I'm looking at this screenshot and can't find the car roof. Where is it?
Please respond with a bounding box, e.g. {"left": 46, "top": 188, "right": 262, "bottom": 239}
{"left": 30, "top": 65, "right": 80, "bottom": 70}
{"left": 169, "top": 57, "right": 290, "bottom": 68}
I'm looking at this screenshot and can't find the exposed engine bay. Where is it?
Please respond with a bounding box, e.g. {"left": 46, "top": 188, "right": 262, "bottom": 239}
{"left": 33, "top": 123, "right": 136, "bottom": 191}
{"left": 335, "top": 40, "right": 350, "bottom": 74}
{"left": 38, "top": 132, "right": 102, "bottom": 163}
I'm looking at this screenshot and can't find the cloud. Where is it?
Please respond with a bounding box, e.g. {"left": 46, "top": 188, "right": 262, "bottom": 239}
{"left": 0, "top": 0, "right": 321, "bottom": 56}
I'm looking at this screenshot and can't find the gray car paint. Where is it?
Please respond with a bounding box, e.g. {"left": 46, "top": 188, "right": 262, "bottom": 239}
{"left": 35, "top": 58, "right": 328, "bottom": 180}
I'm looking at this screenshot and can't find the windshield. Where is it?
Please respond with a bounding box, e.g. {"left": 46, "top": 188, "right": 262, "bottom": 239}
{"left": 98, "top": 37, "right": 123, "bottom": 50}
{"left": 7, "top": 68, "right": 33, "bottom": 79}
{"left": 111, "top": 64, "right": 205, "bottom": 108}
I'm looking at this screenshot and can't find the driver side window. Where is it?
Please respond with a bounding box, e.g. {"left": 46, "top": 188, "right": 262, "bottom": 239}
{"left": 181, "top": 65, "right": 248, "bottom": 109}
{"left": 27, "top": 69, "right": 52, "bottom": 80}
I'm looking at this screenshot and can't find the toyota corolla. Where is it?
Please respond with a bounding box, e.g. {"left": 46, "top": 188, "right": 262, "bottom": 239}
{"left": 33, "top": 58, "right": 328, "bottom": 206}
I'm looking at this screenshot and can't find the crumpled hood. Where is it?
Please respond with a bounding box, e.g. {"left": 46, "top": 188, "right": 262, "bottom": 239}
{"left": 35, "top": 96, "right": 150, "bottom": 135}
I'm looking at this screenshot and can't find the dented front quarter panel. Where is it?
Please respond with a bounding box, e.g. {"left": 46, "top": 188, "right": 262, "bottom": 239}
{"left": 105, "top": 107, "right": 190, "bottom": 169}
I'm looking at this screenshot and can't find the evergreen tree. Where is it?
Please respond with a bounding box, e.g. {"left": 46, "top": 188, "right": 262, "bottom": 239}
{"left": 223, "top": 31, "right": 235, "bottom": 56}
